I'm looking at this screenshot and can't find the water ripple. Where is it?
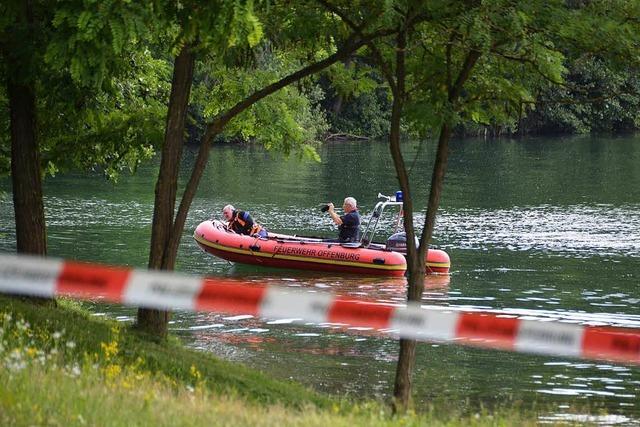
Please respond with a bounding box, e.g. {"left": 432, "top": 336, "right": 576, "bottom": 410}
{"left": 438, "top": 204, "right": 640, "bottom": 257}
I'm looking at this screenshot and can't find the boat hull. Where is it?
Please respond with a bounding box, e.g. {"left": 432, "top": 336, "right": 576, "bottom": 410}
{"left": 194, "top": 220, "right": 450, "bottom": 276}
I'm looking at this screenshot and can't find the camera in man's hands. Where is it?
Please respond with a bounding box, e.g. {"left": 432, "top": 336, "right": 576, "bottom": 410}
{"left": 320, "top": 204, "right": 330, "bottom": 213}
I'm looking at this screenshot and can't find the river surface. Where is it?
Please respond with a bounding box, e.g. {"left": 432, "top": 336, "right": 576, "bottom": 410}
{"left": 1, "top": 135, "right": 639, "bottom": 423}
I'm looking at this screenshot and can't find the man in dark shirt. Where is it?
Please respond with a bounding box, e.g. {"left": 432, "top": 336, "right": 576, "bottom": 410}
{"left": 222, "top": 204, "right": 268, "bottom": 238}
{"left": 326, "top": 197, "right": 361, "bottom": 243}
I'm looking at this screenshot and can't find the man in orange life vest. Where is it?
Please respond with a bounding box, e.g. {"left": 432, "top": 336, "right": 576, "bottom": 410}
{"left": 222, "top": 205, "right": 268, "bottom": 238}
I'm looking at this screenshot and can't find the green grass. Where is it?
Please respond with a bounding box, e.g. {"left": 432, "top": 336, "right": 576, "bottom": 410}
{"left": 0, "top": 295, "right": 548, "bottom": 426}
{"left": 0, "top": 296, "right": 328, "bottom": 408}
{"left": 1, "top": 362, "right": 540, "bottom": 426}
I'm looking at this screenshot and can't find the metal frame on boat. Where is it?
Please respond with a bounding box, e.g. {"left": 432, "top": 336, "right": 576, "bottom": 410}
{"left": 360, "top": 192, "right": 405, "bottom": 248}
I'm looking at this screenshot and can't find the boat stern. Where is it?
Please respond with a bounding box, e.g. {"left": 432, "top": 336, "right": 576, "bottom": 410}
{"left": 426, "top": 249, "right": 450, "bottom": 274}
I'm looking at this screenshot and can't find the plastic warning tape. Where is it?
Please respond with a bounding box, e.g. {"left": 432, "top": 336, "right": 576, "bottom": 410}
{"left": 0, "top": 253, "right": 639, "bottom": 365}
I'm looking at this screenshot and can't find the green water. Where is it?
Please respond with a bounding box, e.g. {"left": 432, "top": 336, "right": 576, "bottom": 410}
{"left": 1, "top": 135, "right": 639, "bottom": 422}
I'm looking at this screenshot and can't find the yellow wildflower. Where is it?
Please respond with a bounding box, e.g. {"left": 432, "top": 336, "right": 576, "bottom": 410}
{"left": 103, "top": 363, "right": 122, "bottom": 381}
{"left": 100, "top": 340, "right": 118, "bottom": 360}
{"left": 190, "top": 364, "right": 202, "bottom": 381}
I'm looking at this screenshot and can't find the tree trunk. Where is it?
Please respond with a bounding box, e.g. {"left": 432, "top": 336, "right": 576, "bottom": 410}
{"left": 392, "top": 123, "right": 452, "bottom": 413}
{"left": 394, "top": 49, "right": 481, "bottom": 411}
{"left": 386, "top": 27, "right": 426, "bottom": 413}
{"left": 137, "top": 45, "right": 195, "bottom": 339}
{"left": 393, "top": 338, "right": 417, "bottom": 410}
{"left": 8, "top": 80, "right": 47, "bottom": 256}
{"left": 416, "top": 123, "right": 451, "bottom": 262}
{"left": 5, "top": 1, "right": 46, "bottom": 257}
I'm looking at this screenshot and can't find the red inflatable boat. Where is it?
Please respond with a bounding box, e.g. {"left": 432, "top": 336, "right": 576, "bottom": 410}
{"left": 194, "top": 220, "right": 449, "bottom": 276}
{"left": 194, "top": 194, "right": 450, "bottom": 276}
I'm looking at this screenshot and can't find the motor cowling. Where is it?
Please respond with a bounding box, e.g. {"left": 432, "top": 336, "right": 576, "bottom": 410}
{"left": 385, "top": 232, "right": 419, "bottom": 254}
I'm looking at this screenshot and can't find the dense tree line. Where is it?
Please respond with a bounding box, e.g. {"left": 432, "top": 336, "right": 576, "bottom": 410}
{"left": 320, "top": 55, "right": 640, "bottom": 139}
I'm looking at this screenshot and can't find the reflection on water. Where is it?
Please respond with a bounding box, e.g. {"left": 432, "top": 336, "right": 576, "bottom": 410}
{"left": 1, "top": 136, "right": 639, "bottom": 422}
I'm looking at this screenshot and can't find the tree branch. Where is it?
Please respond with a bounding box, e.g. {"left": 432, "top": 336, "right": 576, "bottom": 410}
{"left": 209, "top": 28, "right": 393, "bottom": 132}
{"left": 449, "top": 48, "right": 482, "bottom": 101}
{"left": 492, "top": 50, "right": 565, "bottom": 86}
{"left": 316, "top": 0, "right": 398, "bottom": 94}
{"left": 316, "top": 0, "right": 364, "bottom": 32}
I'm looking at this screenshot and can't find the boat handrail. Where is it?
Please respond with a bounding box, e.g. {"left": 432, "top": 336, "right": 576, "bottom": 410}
{"left": 360, "top": 194, "right": 404, "bottom": 248}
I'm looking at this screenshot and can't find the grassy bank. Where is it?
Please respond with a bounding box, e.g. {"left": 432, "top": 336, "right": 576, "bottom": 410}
{"left": 0, "top": 296, "right": 543, "bottom": 426}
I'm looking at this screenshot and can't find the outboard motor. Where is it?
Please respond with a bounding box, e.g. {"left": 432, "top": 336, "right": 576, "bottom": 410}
{"left": 385, "top": 232, "right": 419, "bottom": 254}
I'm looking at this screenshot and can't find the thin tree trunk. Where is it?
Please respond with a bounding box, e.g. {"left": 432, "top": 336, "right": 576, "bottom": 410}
{"left": 387, "top": 26, "right": 425, "bottom": 413}
{"left": 392, "top": 123, "right": 452, "bottom": 413}
{"left": 393, "top": 48, "right": 481, "bottom": 412}
{"left": 393, "top": 338, "right": 417, "bottom": 410}
{"left": 416, "top": 123, "right": 451, "bottom": 260}
{"left": 137, "top": 45, "right": 195, "bottom": 339}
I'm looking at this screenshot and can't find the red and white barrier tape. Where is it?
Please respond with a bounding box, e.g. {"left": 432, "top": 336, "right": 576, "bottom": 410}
{"left": 0, "top": 253, "right": 639, "bottom": 365}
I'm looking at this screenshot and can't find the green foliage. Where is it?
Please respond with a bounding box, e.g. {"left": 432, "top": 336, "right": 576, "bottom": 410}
{"left": 46, "top": 1, "right": 157, "bottom": 89}
{"left": 0, "top": 46, "right": 170, "bottom": 179}
{"left": 525, "top": 57, "right": 640, "bottom": 134}
{"left": 0, "top": 1, "right": 172, "bottom": 180}
{"left": 321, "top": 58, "right": 391, "bottom": 138}
{"left": 169, "top": 0, "right": 265, "bottom": 60}
{"left": 258, "top": 2, "right": 348, "bottom": 54}
{"left": 391, "top": 0, "right": 640, "bottom": 138}
{"left": 226, "top": 0, "right": 264, "bottom": 48}
{"left": 399, "top": 1, "right": 564, "bottom": 136}
{"left": 325, "top": 61, "right": 378, "bottom": 99}
{"left": 319, "top": 0, "right": 640, "bottom": 138}
{"left": 559, "top": 1, "right": 640, "bottom": 70}
{"left": 192, "top": 48, "right": 330, "bottom": 160}
{"left": 168, "top": 0, "right": 349, "bottom": 163}
{"left": 39, "top": 48, "right": 170, "bottom": 180}
{"left": 329, "top": 89, "right": 391, "bottom": 138}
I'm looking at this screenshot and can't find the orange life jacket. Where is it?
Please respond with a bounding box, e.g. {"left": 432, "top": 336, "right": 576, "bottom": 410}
{"left": 229, "top": 210, "right": 263, "bottom": 236}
